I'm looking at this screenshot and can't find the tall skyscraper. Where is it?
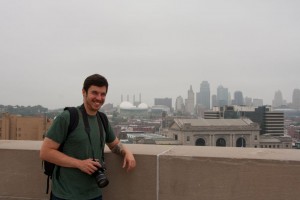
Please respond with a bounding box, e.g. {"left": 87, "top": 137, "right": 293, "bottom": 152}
{"left": 211, "top": 94, "right": 217, "bottom": 107}
{"left": 292, "top": 88, "right": 300, "bottom": 109}
{"left": 272, "top": 90, "right": 284, "bottom": 108}
{"left": 196, "top": 81, "right": 211, "bottom": 110}
{"left": 233, "top": 91, "right": 244, "bottom": 106}
{"left": 217, "top": 85, "right": 229, "bottom": 107}
{"left": 185, "top": 85, "right": 195, "bottom": 114}
{"left": 175, "top": 96, "right": 184, "bottom": 113}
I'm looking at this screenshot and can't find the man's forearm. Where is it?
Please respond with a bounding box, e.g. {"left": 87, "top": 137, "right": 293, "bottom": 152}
{"left": 111, "top": 142, "right": 126, "bottom": 156}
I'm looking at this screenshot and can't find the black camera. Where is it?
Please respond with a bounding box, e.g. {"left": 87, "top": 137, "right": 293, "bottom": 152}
{"left": 92, "top": 162, "right": 109, "bottom": 188}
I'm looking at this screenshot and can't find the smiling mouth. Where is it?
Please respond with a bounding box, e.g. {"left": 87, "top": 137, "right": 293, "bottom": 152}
{"left": 94, "top": 101, "right": 103, "bottom": 106}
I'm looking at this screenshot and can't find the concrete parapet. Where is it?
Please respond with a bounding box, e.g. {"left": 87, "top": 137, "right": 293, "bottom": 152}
{"left": 0, "top": 140, "right": 300, "bottom": 200}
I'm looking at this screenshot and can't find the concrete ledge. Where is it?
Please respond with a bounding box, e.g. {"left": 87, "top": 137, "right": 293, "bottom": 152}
{"left": 1, "top": 141, "right": 300, "bottom": 200}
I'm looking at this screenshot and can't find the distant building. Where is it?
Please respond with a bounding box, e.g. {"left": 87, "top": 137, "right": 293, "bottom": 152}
{"left": 211, "top": 94, "right": 218, "bottom": 107}
{"left": 118, "top": 101, "right": 149, "bottom": 118}
{"left": 196, "top": 81, "right": 210, "bottom": 110}
{"left": 166, "top": 118, "right": 260, "bottom": 148}
{"left": 121, "top": 132, "right": 179, "bottom": 145}
{"left": 259, "top": 135, "right": 292, "bottom": 149}
{"left": 185, "top": 85, "right": 195, "bottom": 114}
{"left": 0, "top": 113, "right": 52, "bottom": 140}
{"left": 244, "top": 97, "right": 252, "bottom": 106}
{"left": 272, "top": 90, "right": 284, "bottom": 108}
{"left": 204, "top": 105, "right": 285, "bottom": 136}
{"left": 154, "top": 98, "right": 172, "bottom": 110}
{"left": 150, "top": 105, "right": 171, "bottom": 118}
{"left": 232, "top": 91, "right": 244, "bottom": 106}
{"left": 175, "top": 96, "right": 184, "bottom": 113}
{"left": 217, "top": 85, "right": 229, "bottom": 107}
{"left": 292, "top": 88, "right": 300, "bottom": 109}
{"left": 100, "top": 103, "right": 115, "bottom": 114}
{"left": 252, "top": 99, "right": 263, "bottom": 107}
{"left": 246, "top": 106, "right": 285, "bottom": 136}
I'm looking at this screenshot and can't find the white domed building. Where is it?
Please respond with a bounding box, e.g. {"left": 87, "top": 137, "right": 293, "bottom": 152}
{"left": 118, "top": 101, "right": 149, "bottom": 118}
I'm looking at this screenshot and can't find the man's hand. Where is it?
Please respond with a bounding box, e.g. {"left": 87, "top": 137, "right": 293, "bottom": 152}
{"left": 77, "top": 159, "right": 102, "bottom": 175}
{"left": 122, "top": 151, "right": 136, "bottom": 172}
{"left": 108, "top": 138, "right": 136, "bottom": 172}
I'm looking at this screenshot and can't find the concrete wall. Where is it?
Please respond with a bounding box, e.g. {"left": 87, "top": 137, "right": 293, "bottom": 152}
{"left": 0, "top": 140, "right": 300, "bottom": 200}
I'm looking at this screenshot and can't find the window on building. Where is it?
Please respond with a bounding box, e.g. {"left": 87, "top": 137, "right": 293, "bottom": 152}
{"left": 254, "top": 135, "right": 257, "bottom": 140}
{"left": 175, "top": 135, "right": 178, "bottom": 140}
{"left": 236, "top": 137, "right": 246, "bottom": 147}
{"left": 260, "top": 145, "right": 263, "bottom": 148}
{"left": 286, "top": 145, "right": 289, "bottom": 148}
{"left": 195, "top": 138, "right": 206, "bottom": 146}
{"left": 254, "top": 145, "right": 257, "bottom": 148}
{"left": 277, "top": 145, "right": 280, "bottom": 148}
{"left": 187, "top": 136, "right": 190, "bottom": 142}
{"left": 269, "top": 145, "right": 271, "bottom": 148}
{"left": 216, "top": 138, "right": 226, "bottom": 147}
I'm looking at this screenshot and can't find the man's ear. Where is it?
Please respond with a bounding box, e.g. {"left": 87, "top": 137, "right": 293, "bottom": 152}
{"left": 82, "top": 89, "right": 87, "bottom": 97}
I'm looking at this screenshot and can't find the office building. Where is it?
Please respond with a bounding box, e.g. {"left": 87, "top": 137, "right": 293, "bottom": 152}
{"left": 244, "top": 97, "right": 252, "bottom": 106}
{"left": 154, "top": 98, "right": 172, "bottom": 110}
{"left": 175, "top": 96, "right": 184, "bottom": 113}
{"left": 212, "top": 94, "right": 218, "bottom": 107}
{"left": 217, "top": 85, "right": 229, "bottom": 107}
{"left": 185, "top": 85, "right": 195, "bottom": 114}
{"left": 292, "top": 88, "right": 300, "bottom": 109}
{"left": 196, "top": 81, "right": 210, "bottom": 110}
{"left": 272, "top": 90, "right": 284, "bottom": 108}
{"left": 253, "top": 99, "right": 263, "bottom": 107}
{"left": 0, "top": 113, "right": 52, "bottom": 140}
{"left": 232, "top": 91, "right": 244, "bottom": 106}
{"left": 205, "top": 105, "right": 285, "bottom": 136}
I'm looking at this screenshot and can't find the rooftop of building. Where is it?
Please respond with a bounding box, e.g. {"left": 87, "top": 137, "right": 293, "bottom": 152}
{"left": 173, "top": 118, "right": 256, "bottom": 127}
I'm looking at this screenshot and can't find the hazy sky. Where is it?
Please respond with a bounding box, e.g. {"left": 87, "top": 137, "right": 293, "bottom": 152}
{"left": 1, "top": 0, "right": 299, "bottom": 109}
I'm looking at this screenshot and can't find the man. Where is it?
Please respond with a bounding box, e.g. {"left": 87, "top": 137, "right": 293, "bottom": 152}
{"left": 40, "top": 74, "right": 136, "bottom": 200}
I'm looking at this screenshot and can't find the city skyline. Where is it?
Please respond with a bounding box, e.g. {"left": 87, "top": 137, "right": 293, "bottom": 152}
{"left": 1, "top": 1, "right": 299, "bottom": 109}
{"left": 1, "top": 82, "right": 298, "bottom": 110}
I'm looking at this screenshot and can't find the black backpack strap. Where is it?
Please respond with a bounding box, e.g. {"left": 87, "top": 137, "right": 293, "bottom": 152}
{"left": 98, "top": 112, "right": 109, "bottom": 135}
{"left": 64, "top": 107, "right": 80, "bottom": 137}
{"left": 55, "top": 107, "right": 79, "bottom": 179}
{"left": 96, "top": 112, "right": 109, "bottom": 163}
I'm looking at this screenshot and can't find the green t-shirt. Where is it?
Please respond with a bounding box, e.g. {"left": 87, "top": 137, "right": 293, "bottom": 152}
{"left": 46, "top": 108, "right": 116, "bottom": 200}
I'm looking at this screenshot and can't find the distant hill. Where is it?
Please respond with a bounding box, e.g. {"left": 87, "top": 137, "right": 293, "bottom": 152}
{"left": 0, "top": 104, "right": 62, "bottom": 118}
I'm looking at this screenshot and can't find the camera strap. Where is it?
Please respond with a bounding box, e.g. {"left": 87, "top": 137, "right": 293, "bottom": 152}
{"left": 80, "top": 104, "right": 105, "bottom": 163}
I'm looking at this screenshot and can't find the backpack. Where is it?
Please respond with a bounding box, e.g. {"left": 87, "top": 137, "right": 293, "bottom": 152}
{"left": 42, "top": 106, "right": 109, "bottom": 194}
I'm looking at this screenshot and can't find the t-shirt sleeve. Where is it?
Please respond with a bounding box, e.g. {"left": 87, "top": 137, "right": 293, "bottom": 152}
{"left": 46, "top": 111, "right": 70, "bottom": 144}
{"left": 105, "top": 122, "right": 116, "bottom": 144}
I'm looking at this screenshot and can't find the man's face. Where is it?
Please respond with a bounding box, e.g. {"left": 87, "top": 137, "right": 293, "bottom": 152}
{"left": 83, "top": 85, "right": 107, "bottom": 114}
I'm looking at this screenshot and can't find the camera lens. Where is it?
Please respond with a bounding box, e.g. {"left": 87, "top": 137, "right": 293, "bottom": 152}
{"left": 93, "top": 169, "right": 109, "bottom": 188}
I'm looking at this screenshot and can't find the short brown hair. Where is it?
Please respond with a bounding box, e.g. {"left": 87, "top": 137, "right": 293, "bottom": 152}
{"left": 83, "top": 74, "right": 109, "bottom": 92}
